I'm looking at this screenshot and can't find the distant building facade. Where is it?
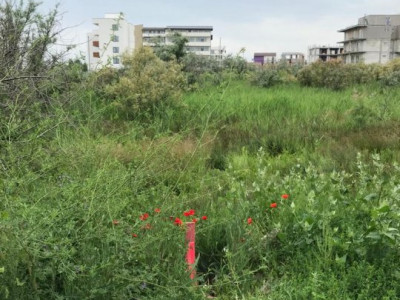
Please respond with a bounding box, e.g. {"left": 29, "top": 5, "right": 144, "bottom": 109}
{"left": 88, "top": 14, "right": 215, "bottom": 70}
{"left": 137, "top": 25, "right": 213, "bottom": 56}
{"left": 338, "top": 15, "right": 400, "bottom": 64}
{"left": 87, "top": 14, "right": 136, "bottom": 70}
{"left": 308, "top": 45, "right": 343, "bottom": 63}
{"left": 211, "top": 46, "right": 227, "bottom": 60}
{"left": 281, "top": 52, "right": 305, "bottom": 64}
{"left": 253, "top": 52, "right": 276, "bottom": 65}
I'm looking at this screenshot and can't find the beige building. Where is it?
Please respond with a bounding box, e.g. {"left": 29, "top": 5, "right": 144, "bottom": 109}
{"left": 281, "top": 52, "right": 305, "bottom": 64}
{"left": 338, "top": 15, "right": 400, "bottom": 64}
{"left": 308, "top": 45, "right": 343, "bottom": 63}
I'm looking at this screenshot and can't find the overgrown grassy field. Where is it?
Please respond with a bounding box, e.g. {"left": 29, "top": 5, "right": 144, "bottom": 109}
{"left": 2, "top": 76, "right": 400, "bottom": 299}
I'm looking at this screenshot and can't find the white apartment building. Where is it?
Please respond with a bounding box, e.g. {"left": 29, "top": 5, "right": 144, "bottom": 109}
{"left": 338, "top": 15, "right": 400, "bottom": 64}
{"left": 87, "top": 14, "right": 136, "bottom": 70}
{"left": 211, "top": 46, "right": 227, "bottom": 60}
{"left": 139, "top": 25, "right": 213, "bottom": 56}
{"left": 88, "top": 16, "right": 215, "bottom": 70}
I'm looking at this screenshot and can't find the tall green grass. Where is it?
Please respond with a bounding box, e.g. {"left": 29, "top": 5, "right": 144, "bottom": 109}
{"left": 1, "top": 80, "right": 400, "bottom": 299}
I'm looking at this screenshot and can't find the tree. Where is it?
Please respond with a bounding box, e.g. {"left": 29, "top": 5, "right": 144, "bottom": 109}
{"left": 0, "top": 0, "right": 62, "bottom": 102}
{"left": 154, "top": 32, "right": 188, "bottom": 62}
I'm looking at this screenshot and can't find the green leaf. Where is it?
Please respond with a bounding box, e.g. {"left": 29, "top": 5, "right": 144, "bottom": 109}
{"left": 335, "top": 254, "right": 347, "bottom": 265}
{"left": 364, "top": 193, "right": 378, "bottom": 201}
{"left": 0, "top": 267, "right": 4, "bottom": 274}
{"left": 365, "top": 231, "right": 381, "bottom": 240}
{"left": 277, "top": 232, "right": 287, "bottom": 241}
{"left": 377, "top": 204, "right": 390, "bottom": 213}
{"left": 15, "top": 278, "right": 25, "bottom": 286}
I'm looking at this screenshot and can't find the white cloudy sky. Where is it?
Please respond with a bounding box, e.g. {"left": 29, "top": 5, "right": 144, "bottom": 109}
{"left": 40, "top": 0, "right": 400, "bottom": 60}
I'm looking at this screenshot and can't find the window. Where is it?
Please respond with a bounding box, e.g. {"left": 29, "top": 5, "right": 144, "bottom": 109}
{"left": 112, "top": 24, "right": 119, "bottom": 31}
{"left": 92, "top": 41, "right": 99, "bottom": 47}
{"left": 93, "top": 52, "right": 100, "bottom": 58}
{"left": 113, "top": 47, "right": 119, "bottom": 53}
{"left": 113, "top": 57, "right": 120, "bottom": 64}
{"left": 112, "top": 35, "right": 119, "bottom": 42}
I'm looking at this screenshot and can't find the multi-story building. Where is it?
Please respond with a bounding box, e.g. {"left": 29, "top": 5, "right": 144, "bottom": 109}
{"left": 137, "top": 25, "right": 213, "bottom": 56}
{"left": 87, "top": 14, "right": 136, "bottom": 70}
{"left": 253, "top": 52, "right": 276, "bottom": 65}
{"left": 338, "top": 15, "right": 400, "bottom": 64}
{"left": 280, "top": 52, "right": 305, "bottom": 64}
{"left": 211, "top": 46, "right": 227, "bottom": 61}
{"left": 308, "top": 45, "right": 343, "bottom": 63}
{"left": 88, "top": 16, "right": 214, "bottom": 69}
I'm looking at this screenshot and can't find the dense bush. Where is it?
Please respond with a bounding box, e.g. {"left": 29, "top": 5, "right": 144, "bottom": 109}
{"left": 103, "top": 47, "right": 186, "bottom": 119}
{"left": 249, "top": 66, "right": 281, "bottom": 88}
{"left": 181, "top": 53, "right": 223, "bottom": 85}
{"left": 379, "top": 58, "right": 400, "bottom": 86}
{"left": 223, "top": 53, "right": 252, "bottom": 78}
{"left": 297, "top": 60, "right": 382, "bottom": 90}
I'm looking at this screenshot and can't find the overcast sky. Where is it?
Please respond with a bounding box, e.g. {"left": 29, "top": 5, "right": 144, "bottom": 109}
{"left": 40, "top": 0, "right": 400, "bottom": 61}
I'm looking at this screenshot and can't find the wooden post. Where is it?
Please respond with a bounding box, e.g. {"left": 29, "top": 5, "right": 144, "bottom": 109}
{"left": 185, "top": 222, "right": 196, "bottom": 280}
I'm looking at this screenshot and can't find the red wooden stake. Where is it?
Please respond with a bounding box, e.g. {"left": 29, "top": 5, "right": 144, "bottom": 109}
{"left": 185, "top": 222, "right": 196, "bottom": 280}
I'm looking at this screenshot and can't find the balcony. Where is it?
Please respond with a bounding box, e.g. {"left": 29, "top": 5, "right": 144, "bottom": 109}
{"left": 338, "top": 37, "right": 366, "bottom": 43}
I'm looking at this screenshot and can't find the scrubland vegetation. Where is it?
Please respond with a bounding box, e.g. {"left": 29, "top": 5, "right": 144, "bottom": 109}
{"left": 1, "top": 1, "right": 400, "bottom": 299}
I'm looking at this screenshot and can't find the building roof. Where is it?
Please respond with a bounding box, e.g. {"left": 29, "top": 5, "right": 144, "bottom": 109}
{"left": 166, "top": 26, "right": 213, "bottom": 30}
{"left": 308, "top": 45, "right": 343, "bottom": 49}
{"left": 142, "top": 26, "right": 213, "bottom": 31}
{"left": 254, "top": 52, "right": 276, "bottom": 57}
{"left": 142, "top": 27, "right": 166, "bottom": 31}
{"left": 281, "top": 52, "right": 304, "bottom": 55}
{"left": 338, "top": 24, "right": 367, "bottom": 32}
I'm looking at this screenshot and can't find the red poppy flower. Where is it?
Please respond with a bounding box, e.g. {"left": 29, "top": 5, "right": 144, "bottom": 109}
{"left": 112, "top": 219, "right": 119, "bottom": 225}
{"left": 169, "top": 216, "right": 174, "bottom": 220}
{"left": 132, "top": 233, "right": 138, "bottom": 238}
{"left": 201, "top": 216, "right": 207, "bottom": 221}
{"left": 270, "top": 202, "right": 277, "bottom": 208}
{"left": 183, "top": 209, "right": 195, "bottom": 217}
{"left": 192, "top": 218, "right": 198, "bottom": 223}
{"left": 140, "top": 213, "right": 149, "bottom": 221}
{"left": 142, "top": 223, "right": 152, "bottom": 230}
{"left": 174, "top": 217, "right": 183, "bottom": 226}
{"left": 247, "top": 217, "right": 252, "bottom": 225}
{"left": 281, "top": 194, "right": 289, "bottom": 199}
{"left": 154, "top": 208, "right": 161, "bottom": 213}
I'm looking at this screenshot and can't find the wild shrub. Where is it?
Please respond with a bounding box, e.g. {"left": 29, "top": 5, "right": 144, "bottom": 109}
{"left": 249, "top": 66, "right": 281, "bottom": 88}
{"left": 0, "top": 0, "right": 63, "bottom": 102}
{"left": 103, "top": 47, "right": 186, "bottom": 119}
{"left": 181, "top": 53, "right": 223, "bottom": 85}
{"left": 223, "top": 53, "right": 251, "bottom": 78}
{"left": 297, "top": 60, "right": 379, "bottom": 90}
{"left": 0, "top": 0, "right": 72, "bottom": 144}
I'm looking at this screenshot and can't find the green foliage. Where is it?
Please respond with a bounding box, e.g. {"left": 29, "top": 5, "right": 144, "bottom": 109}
{"left": 380, "top": 69, "right": 400, "bottom": 86}
{"left": 223, "top": 53, "right": 250, "bottom": 78}
{"left": 0, "top": 0, "right": 61, "bottom": 99}
{"left": 154, "top": 32, "right": 188, "bottom": 62}
{"left": 181, "top": 53, "right": 223, "bottom": 85}
{"left": 249, "top": 66, "right": 281, "bottom": 88}
{"left": 102, "top": 47, "right": 186, "bottom": 119}
{"left": 297, "top": 60, "right": 382, "bottom": 90}
{"left": 3, "top": 12, "right": 400, "bottom": 296}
